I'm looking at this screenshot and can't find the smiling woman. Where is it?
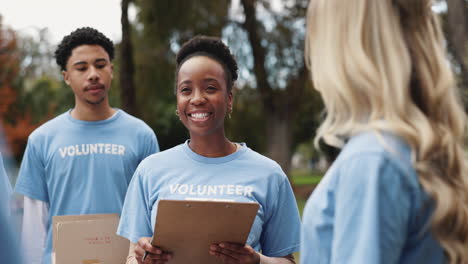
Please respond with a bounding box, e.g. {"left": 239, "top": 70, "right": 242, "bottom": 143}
{"left": 176, "top": 55, "right": 232, "bottom": 146}
{"left": 117, "top": 36, "right": 301, "bottom": 264}
{"left": 172, "top": 36, "right": 238, "bottom": 157}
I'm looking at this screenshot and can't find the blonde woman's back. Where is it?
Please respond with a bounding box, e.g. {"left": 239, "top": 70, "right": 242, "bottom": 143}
{"left": 301, "top": 131, "right": 445, "bottom": 263}
{"left": 302, "top": 0, "right": 468, "bottom": 263}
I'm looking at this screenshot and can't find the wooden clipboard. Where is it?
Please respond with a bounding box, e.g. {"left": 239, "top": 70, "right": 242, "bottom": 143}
{"left": 151, "top": 200, "right": 259, "bottom": 264}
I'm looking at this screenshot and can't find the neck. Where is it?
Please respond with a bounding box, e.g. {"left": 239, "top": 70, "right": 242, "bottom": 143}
{"left": 71, "top": 100, "right": 116, "bottom": 121}
{"left": 189, "top": 133, "right": 236, "bottom": 158}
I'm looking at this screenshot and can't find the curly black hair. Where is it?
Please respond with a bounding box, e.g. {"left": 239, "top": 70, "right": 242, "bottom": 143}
{"left": 55, "top": 27, "right": 114, "bottom": 71}
{"left": 175, "top": 35, "right": 238, "bottom": 93}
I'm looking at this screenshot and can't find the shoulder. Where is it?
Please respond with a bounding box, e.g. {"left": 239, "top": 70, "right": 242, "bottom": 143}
{"left": 332, "top": 131, "right": 419, "bottom": 189}
{"left": 240, "top": 146, "right": 289, "bottom": 182}
{"left": 117, "top": 110, "right": 153, "bottom": 131}
{"left": 243, "top": 147, "right": 283, "bottom": 170}
{"left": 136, "top": 145, "right": 183, "bottom": 171}
{"left": 116, "top": 110, "right": 156, "bottom": 138}
{"left": 28, "top": 112, "right": 69, "bottom": 142}
{"left": 340, "top": 132, "right": 412, "bottom": 170}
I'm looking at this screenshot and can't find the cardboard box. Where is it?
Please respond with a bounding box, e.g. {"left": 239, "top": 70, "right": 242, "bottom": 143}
{"left": 52, "top": 214, "right": 129, "bottom": 264}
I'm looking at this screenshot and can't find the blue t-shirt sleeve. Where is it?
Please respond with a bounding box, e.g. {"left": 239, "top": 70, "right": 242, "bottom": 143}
{"left": 14, "top": 138, "right": 49, "bottom": 203}
{"left": 117, "top": 167, "right": 153, "bottom": 243}
{"left": 0, "top": 206, "right": 23, "bottom": 264}
{"left": 331, "top": 155, "right": 411, "bottom": 263}
{"left": 140, "top": 130, "right": 159, "bottom": 162}
{"left": 0, "top": 153, "right": 11, "bottom": 196}
{"left": 260, "top": 175, "right": 301, "bottom": 256}
{"left": 147, "top": 132, "right": 159, "bottom": 156}
{"left": 0, "top": 152, "right": 12, "bottom": 212}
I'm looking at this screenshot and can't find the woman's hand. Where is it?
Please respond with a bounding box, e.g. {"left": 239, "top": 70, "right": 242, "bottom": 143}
{"left": 209, "top": 242, "right": 260, "bottom": 264}
{"left": 133, "top": 237, "right": 172, "bottom": 264}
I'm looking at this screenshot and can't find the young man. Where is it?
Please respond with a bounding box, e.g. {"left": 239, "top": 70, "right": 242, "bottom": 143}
{"left": 14, "top": 27, "right": 159, "bottom": 264}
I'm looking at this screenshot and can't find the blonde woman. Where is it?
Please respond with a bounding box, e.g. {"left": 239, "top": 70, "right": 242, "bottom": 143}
{"left": 301, "top": 0, "right": 468, "bottom": 263}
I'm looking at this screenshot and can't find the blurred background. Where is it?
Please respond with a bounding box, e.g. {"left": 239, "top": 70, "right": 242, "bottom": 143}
{"left": 0, "top": 0, "right": 467, "bottom": 221}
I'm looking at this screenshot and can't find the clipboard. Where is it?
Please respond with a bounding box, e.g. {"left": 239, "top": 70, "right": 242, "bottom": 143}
{"left": 52, "top": 214, "right": 129, "bottom": 264}
{"left": 151, "top": 199, "right": 259, "bottom": 264}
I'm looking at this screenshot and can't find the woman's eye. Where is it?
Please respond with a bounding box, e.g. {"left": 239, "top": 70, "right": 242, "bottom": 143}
{"left": 96, "top": 64, "right": 106, "bottom": 69}
{"left": 207, "top": 86, "right": 217, "bottom": 91}
{"left": 77, "top": 67, "right": 87, "bottom": 72}
{"left": 180, "top": 87, "right": 191, "bottom": 93}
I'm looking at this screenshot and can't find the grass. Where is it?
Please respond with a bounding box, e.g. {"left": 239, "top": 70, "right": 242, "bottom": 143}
{"left": 293, "top": 196, "right": 309, "bottom": 261}
{"left": 290, "top": 169, "right": 323, "bottom": 185}
{"left": 289, "top": 169, "right": 323, "bottom": 262}
{"left": 295, "top": 197, "right": 307, "bottom": 217}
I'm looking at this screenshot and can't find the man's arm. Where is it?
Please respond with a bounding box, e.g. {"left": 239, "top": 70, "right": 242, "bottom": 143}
{"left": 22, "top": 196, "right": 48, "bottom": 264}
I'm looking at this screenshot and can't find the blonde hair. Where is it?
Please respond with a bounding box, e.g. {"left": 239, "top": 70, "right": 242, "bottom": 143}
{"left": 305, "top": 0, "right": 468, "bottom": 262}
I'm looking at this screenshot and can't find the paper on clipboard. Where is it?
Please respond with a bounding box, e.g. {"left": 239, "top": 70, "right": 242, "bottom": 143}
{"left": 151, "top": 199, "right": 259, "bottom": 264}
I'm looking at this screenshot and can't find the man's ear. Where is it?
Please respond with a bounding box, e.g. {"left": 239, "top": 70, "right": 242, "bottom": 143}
{"left": 62, "top": 70, "right": 70, "bottom": 85}
{"left": 227, "top": 91, "right": 233, "bottom": 111}
{"left": 110, "top": 63, "right": 114, "bottom": 79}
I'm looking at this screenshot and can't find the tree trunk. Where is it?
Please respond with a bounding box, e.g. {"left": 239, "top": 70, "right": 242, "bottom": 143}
{"left": 445, "top": 0, "right": 468, "bottom": 99}
{"left": 265, "top": 113, "right": 293, "bottom": 174}
{"left": 240, "top": 0, "right": 307, "bottom": 178}
{"left": 240, "top": 0, "right": 275, "bottom": 110}
{"left": 120, "top": 0, "right": 137, "bottom": 115}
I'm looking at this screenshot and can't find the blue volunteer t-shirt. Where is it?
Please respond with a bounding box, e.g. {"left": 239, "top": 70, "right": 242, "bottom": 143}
{"left": 301, "top": 132, "right": 445, "bottom": 264}
{"left": 118, "top": 141, "right": 301, "bottom": 257}
{"left": 0, "top": 203, "right": 23, "bottom": 264}
{"left": 15, "top": 109, "right": 159, "bottom": 264}
{"left": 0, "top": 152, "right": 12, "bottom": 214}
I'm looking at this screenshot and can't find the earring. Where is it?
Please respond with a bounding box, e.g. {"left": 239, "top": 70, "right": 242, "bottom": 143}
{"left": 228, "top": 107, "right": 233, "bottom": 119}
{"left": 175, "top": 109, "right": 179, "bottom": 116}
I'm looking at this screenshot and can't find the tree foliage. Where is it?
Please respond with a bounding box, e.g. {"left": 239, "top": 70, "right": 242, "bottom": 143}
{"left": 120, "top": 0, "right": 137, "bottom": 116}
{"left": 226, "top": 0, "right": 320, "bottom": 173}
{"left": 3, "top": 0, "right": 467, "bottom": 174}
{"left": 0, "top": 19, "right": 75, "bottom": 162}
{"left": 443, "top": 0, "right": 468, "bottom": 103}
{"left": 0, "top": 18, "right": 41, "bottom": 161}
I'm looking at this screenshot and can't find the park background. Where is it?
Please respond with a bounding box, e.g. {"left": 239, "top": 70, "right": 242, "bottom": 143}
{"left": 0, "top": 0, "right": 467, "bottom": 259}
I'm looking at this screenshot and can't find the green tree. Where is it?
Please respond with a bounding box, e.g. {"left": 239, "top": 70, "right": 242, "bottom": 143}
{"left": 0, "top": 19, "right": 58, "bottom": 161}
{"left": 0, "top": 23, "right": 77, "bottom": 161}
{"left": 231, "top": 0, "right": 318, "bottom": 174}
{"left": 444, "top": 0, "right": 468, "bottom": 101}
{"left": 120, "top": 0, "right": 137, "bottom": 115}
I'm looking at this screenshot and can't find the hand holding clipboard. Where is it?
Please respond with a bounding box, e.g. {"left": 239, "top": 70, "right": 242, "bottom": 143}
{"left": 139, "top": 237, "right": 172, "bottom": 262}
{"left": 141, "top": 200, "right": 259, "bottom": 264}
